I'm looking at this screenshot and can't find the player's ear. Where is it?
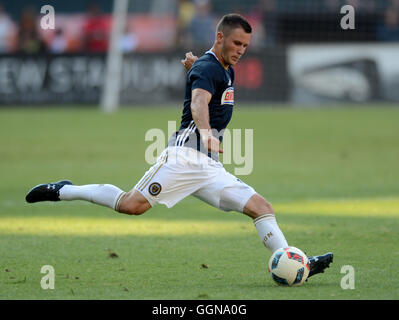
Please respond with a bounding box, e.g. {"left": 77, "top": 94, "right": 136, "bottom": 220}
{"left": 215, "top": 31, "right": 224, "bottom": 43}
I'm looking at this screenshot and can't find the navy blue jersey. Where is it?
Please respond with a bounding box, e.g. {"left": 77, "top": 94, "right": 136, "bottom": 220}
{"left": 168, "top": 51, "right": 235, "bottom": 160}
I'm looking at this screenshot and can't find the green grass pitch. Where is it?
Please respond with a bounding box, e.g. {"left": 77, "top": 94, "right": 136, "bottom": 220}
{"left": 0, "top": 105, "right": 398, "bottom": 300}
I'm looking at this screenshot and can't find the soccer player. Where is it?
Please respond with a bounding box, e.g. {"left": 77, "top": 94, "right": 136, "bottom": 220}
{"left": 26, "top": 14, "right": 332, "bottom": 279}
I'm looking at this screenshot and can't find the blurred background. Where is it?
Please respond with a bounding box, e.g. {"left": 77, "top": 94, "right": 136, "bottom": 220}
{"left": 0, "top": 0, "right": 398, "bottom": 107}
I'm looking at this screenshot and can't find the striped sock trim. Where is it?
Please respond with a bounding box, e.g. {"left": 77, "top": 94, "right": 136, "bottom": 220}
{"left": 114, "top": 191, "right": 126, "bottom": 212}
{"left": 253, "top": 213, "right": 275, "bottom": 225}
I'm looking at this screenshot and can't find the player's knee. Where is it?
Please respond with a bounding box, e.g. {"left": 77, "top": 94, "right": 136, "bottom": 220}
{"left": 118, "top": 197, "right": 148, "bottom": 216}
{"left": 119, "top": 202, "right": 148, "bottom": 215}
{"left": 117, "top": 193, "right": 150, "bottom": 216}
{"left": 243, "top": 193, "right": 274, "bottom": 219}
{"left": 129, "top": 206, "right": 147, "bottom": 215}
{"left": 260, "top": 201, "right": 274, "bottom": 215}
{"left": 253, "top": 200, "right": 274, "bottom": 217}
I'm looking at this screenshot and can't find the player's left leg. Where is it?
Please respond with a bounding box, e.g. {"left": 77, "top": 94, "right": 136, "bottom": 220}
{"left": 192, "top": 172, "right": 288, "bottom": 253}
{"left": 193, "top": 169, "right": 333, "bottom": 278}
{"left": 242, "top": 193, "right": 289, "bottom": 254}
{"left": 242, "top": 192, "right": 333, "bottom": 278}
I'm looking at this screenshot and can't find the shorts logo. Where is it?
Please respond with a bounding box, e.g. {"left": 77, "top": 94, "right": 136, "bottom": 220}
{"left": 221, "top": 87, "right": 234, "bottom": 106}
{"left": 148, "top": 182, "right": 162, "bottom": 196}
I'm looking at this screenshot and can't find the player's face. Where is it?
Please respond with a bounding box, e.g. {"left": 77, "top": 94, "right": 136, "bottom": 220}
{"left": 220, "top": 27, "right": 251, "bottom": 66}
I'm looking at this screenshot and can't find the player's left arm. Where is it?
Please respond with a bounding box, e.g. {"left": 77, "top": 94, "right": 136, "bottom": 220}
{"left": 181, "top": 52, "right": 198, "bottom": 71}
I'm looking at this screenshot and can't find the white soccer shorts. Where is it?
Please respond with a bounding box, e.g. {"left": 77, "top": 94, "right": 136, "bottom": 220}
{"left": 134, "top": 146, "right": 256, "bottom": 212}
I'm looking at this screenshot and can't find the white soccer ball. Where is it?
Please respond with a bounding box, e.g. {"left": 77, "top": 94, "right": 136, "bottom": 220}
{"left": 268, "top": 246, "right": 310, "bottom": 286}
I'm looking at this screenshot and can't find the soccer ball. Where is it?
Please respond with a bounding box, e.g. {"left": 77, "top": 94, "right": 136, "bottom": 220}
{"left": 268, "top": 246, "right": 310, "bottom": 286}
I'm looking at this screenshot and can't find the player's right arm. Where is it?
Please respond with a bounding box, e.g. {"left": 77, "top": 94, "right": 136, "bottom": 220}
{"left": 191, "top": 88, "right": 223, "bottom": 154}
{"left": 181, "top": 52, "right": 198, "bottom": 71}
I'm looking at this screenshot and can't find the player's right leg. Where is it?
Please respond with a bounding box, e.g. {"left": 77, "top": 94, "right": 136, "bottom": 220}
{"left": 25, "top": 180, "right": 151, "bottom": 215}
{"left": 116, "top": 189, "right": 151, "bottom": 215}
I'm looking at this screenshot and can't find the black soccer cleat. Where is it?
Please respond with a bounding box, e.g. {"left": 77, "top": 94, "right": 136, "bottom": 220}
{"left": 25, "top": 180, "right": 73, "bottom": 203}
{"left": 307, "top": 252, "right": 333, "bottom": 278}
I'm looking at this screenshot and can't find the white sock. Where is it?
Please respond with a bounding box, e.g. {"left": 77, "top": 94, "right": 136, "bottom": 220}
{"left": 254, "top": 214, "right": 288, "bottom": 253}
{"left": 59, "top": 184, "right": 125, "bottom": 210}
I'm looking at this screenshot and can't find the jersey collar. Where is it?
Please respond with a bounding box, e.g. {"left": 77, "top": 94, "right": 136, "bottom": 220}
{"left": 205, "top": 49, "right": 231, "bottom": 71}
{"left": 205, "top": 49, "right": 219, "bottom": 61}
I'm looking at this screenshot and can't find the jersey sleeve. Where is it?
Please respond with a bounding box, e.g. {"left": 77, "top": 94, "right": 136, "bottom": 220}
{"left": 189, "top": 63, "right": 219, "bottom": 95}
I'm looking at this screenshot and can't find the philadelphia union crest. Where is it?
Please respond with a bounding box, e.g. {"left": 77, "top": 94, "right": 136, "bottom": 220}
{"left": 148, "top": 182, "right": 162, "bottom": 196}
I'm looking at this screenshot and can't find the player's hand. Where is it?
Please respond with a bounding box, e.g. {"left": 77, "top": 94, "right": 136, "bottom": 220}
{"left": 181, "top": 52, "right": 198, "bottom": 71}
{"left": 201, "top": 133, "right": 223, "bottom": 154}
